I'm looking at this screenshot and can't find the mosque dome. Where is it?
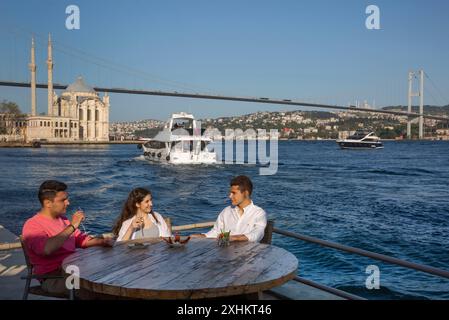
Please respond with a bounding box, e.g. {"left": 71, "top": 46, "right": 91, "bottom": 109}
{"left": 65, "top": 77, "right": 96, "bottom": 94}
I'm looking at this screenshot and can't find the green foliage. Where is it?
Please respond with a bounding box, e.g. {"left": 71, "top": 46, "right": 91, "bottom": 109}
{"left": 0, "top": 100, "right": 22, "bottom": 115}
{"left": 0, "top": 100, "right": 24, "bottom": 135}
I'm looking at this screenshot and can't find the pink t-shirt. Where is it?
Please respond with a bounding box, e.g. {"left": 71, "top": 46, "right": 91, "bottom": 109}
{"left": 22, "top": 213, "right": 91, "bottom": 275}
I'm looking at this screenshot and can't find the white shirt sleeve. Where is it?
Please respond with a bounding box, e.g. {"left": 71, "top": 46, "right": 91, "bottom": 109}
{"left": 204, "top": 209, "right": 226, "bottom": 238}
{"left": 116, "top": 218, "right": 133, "bottom": 242}
{"left": 154, "top": 212, "right": 172, "bottom": 237}
{"left": 243, "top": 209, "right": 267, "bottom": 242}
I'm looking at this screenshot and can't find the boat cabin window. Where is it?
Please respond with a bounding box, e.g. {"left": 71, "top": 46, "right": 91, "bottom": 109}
{"left": 144, "top": 141, "right": 165, "bottom": 149}
{"left": 171, "top": 141, "right": 194, "bottom": 152}
{"left": 349, "top": 130, "right": 372, "bottom": 139}
{"left": 172, "top": 141, "right": 183, "bottom": 152}
{"left": 172, "top": 118, "right": 193, "bottom": 131}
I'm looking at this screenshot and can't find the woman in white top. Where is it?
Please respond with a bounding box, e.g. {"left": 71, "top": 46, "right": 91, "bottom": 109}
{"left": 112, "top": 188, "right": 172, "bottom": 242}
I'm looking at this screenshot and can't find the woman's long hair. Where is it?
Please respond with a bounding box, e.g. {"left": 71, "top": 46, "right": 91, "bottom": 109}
{"left": 112, "top": 188, "right": 158, "bottom": 235}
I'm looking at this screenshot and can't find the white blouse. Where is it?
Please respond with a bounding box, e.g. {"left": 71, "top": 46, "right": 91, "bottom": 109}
{"left": 116, "top": 212, "right": 172, "bottom": 242}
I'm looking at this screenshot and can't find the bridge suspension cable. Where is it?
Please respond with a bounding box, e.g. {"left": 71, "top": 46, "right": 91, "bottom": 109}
{"left": 0, "top": 22, "right": 233, "bottom": 96}
{"left": 424, "top": 72, "right": 449, "bottom": 106}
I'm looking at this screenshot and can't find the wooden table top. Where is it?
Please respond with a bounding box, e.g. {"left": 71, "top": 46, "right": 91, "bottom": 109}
{"left": 62, "top": 238, "right": 298, "bottom": 299}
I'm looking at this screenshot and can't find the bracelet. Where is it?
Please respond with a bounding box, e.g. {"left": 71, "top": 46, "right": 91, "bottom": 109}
{"left": 68, "top": 224, "right": 76, "bottom": 233}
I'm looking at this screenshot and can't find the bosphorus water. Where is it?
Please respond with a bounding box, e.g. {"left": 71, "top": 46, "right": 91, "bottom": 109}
{"left": 0, "top": 141, "right": 448, "bottom": 299}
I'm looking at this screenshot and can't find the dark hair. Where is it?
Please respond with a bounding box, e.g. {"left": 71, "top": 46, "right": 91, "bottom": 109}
{"left": 38, "top": 180, "right": 68, "bottom": 206}
{"left": 230, "top": 175, "right": 253, "bottom": 196}
{"left": 112, "top": 188, "right": 157, "bottom": 235}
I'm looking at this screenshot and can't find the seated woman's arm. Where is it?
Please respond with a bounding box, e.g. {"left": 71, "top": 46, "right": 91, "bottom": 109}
{"left": 121, "top": 223, "right": 136, "bottom": 241}
{"left": 117, "top": 218, "right": 141, "bottom": 242}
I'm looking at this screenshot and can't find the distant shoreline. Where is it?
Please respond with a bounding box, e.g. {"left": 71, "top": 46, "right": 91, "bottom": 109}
{"left": 0, "top": 141, "right": 140, "bottom": 148}
{"left": 1, "top": 139, "right": 448, "bottom": 148}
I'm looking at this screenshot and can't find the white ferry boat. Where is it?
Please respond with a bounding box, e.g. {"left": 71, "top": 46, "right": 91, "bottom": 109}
{"left": 141, "top": 112, "right": 217, "bottom": 164}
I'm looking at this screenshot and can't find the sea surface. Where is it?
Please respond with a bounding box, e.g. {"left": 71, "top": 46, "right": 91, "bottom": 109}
{"left": 1, "top": 141, "right": 448, "bottom": 299}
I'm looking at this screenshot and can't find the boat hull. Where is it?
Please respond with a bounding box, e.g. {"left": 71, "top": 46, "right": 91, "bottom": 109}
{"left": 337, "top": 141, "right": 383, "bottom": 149}
{"left": 143, "top": 148, "right": 217, "bottom": 164}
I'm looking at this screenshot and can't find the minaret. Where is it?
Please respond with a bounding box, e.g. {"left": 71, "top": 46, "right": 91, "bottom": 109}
{"left": 28, "top": 37, "right": 37, "bottom": 116}
{"left": 47, "top": 33, "right": 54, "bottom": 116}
{"left": 102, "top": 93, "right": 110, "bottom": 141}
{"left": 419, "top": 70, "right": 424, "bottom": 140}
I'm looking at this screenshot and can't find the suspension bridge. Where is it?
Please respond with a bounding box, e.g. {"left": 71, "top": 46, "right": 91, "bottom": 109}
{"left": 1, "top": 79, "right": 449, "bottom": 123}
{"left": 1, "top": 26, "right": 448, "bottom": 140}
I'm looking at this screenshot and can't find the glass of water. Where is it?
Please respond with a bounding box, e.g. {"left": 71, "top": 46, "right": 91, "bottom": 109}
{"left": 76, "top": 207, "right": 89, "bottom": 235}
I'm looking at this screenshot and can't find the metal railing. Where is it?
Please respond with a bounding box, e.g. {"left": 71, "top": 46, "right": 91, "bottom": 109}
{"left": 171, "top": 221, "right": 449, "bottom": 300}
{"left": 273, "top": 228, "right": 449, "bottom": 279}
{"left": 273, "top": 228, "right": 449, "bottom": 280}
{"left": 292, "top": 276, "right": 366, "bottom": 300}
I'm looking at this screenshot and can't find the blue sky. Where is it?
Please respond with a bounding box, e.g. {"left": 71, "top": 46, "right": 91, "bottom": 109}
{"left": 0, "top": 0, "right": 448, "bottom": 121}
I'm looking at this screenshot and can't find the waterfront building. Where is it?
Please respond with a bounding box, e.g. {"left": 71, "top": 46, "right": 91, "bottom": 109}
{"left": 22, "top": 35, "right": 110, "bottom": 142}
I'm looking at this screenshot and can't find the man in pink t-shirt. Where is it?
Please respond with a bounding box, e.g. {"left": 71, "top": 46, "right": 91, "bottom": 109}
{"left": 22, "top": 180, "right": 113, "bottom": 295}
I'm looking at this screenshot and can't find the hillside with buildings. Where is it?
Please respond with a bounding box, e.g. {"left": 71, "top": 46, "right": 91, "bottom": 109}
{"left": 110, "top": 105, "right": 449, "bottom": 141}
{"left": 110, "top": 119, "right": 164, "bottom": 140}
{"left": 3, "top": 102, "right": 449, "bottom": 142}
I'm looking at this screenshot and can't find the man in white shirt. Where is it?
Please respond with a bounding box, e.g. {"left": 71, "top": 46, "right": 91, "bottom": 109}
{"left": 191, "top": 175, "right": 267, "bottom": 242}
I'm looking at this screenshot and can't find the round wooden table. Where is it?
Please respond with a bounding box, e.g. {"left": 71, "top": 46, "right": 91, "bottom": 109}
{"left": 62, "top": 238, "right": 298, "bottom": 299}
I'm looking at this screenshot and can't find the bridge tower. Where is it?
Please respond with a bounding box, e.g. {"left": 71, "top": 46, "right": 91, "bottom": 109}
{"left": 407, "top": 70, "right": 424, "bottom": 139}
